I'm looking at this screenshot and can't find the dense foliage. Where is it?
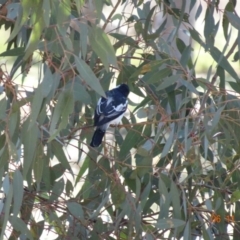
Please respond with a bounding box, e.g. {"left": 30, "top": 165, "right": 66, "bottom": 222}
{"left": 0, "top": 0, "right": 240, "bottom": 239}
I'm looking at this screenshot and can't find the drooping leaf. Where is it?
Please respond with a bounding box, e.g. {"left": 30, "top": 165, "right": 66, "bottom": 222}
{"left": 24, "top": 1, "right": 45, "bottom": 60}
{"left": 13, "top": 170, "right": 23, "bottom": 217}
{"left": 51, "top": 141, "right": 72, "bottom": 173}
{"left": 49, "top": 178, "right": 65, "bottom": 201}
{"left": 210, "top": 46, "right": 240, "bottom": 82}
{"left": 48, "top": 89, "right": 74, "bottom": 141}
{"left": 74, "top": 56, "right": 106, "bottom": 97}
{"left": 28, "top": 67, "right": 53, "bottom": 130}
{"left": 33, "top": 142, "right": 45, "bottom": 184}
{"left": 111, "top": 33, "right": 139, "bottom": 49}
{"left": 226, "top": 11, "right": 240, "bottom": 30}
{"left": 22, "top": 118, "right": 39, "bottom": 178}
{"left": 155, "top": 218, "right": 185, "bottom": 230}
{"left": 89, "top": 26, "right": 118, "bottom": 69}
{"left": 119, "top": 125, "right": 144, "bottom": 160}
{"left": 9, "top": 216, "right": 33, "bottom": 240}
{"left": 67, "top": 201, "right": 84, "bottom": 220}
{"left": 0, "top": 175, "right": 13, "bottom": 240}
{"left": 0, "top": 47, "right": 25, "bottom": 56}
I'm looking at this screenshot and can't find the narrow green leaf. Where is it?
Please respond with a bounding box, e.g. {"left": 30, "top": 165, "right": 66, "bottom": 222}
{"left": 89, "top": 26, "right": 118, "bottom": 69}
{"left": 202, "top": 226, "right": 214, "bottom": 240}
{"left": 75, "top": 156, "right": 90, "bottom": 186}
{"left": 117, "top": 65, "right": 138, "bottom": 85}
{"left": 195, "top": 2, "right": 202, "bottom": 20}
{"left": 176, "top": 37, "right": 187, "bottom": 53}
{"left": 183, "top": 220, "right": 191, "bottom": 239}
{"left": 233, "top": 51, "right": 239, "bottom": 62}
{"left": 66, "top": 78, "right": 91, "bottom": 104}
{"left": 111, "top": 33, "right": 139, "bottom": 49}
{"left": 2, "top": 174, "right": 10, "bottom": 195}
{"left": 49, "top": 178, "right": 65, "bottom": 201}
{"left": 10, "top": 55, "right": 24, "bottom": 78}
{"left": 226, "top": 11, "right": 240, "bottom": 29}
{"left": 48, "top": 212, "right": 64, "bottom": 234}
{"left": 204, "top": 6, "right": 215, "bottom": 48}
{"left": 42, "top": 0, "right": 50, "bottom": 26}
{"left": 0, "top": 177, "right": 13, "bottom": 240}
{"left": 211, "top": 105, "right": 225, "bottom": 130}
{"left": 0, "top": 47, "right": 25, "bottom": 56}
{"left": 9, "top": 109, "right": 20, "bottom": 137}
{"left": 51, "top": 141, "right": 72, "bottom": 172}
{"left": 167, "top": 7, "right": 189, "bottom": 22}
{"left": 94, "top": 0, "right": 104, "bottom": 20}
{"left": 147, "top": 18, "right": 167, "bottom": 40}
{"left": 7, "top": 139, "right": 18, "bottom": 161}
{"left": 24, "top": 4, "right": 45, "bottom": 60}
{"left": 0, "top": 96, "right": 7, "bottom": 120}
{"left": 9, "top": 216, "right": 33, "bottom": 240}
{"left": 158, "top": 178, "right": 170, "bottom": 219}
{"left": 74, "top": 0, "right": 85, "bottom": 14}
{"left": 217, "top": 66, "right": 225, "bottom": 90}
{"left": 231, "top": 190, "right": 240, "bottom": 203}
{"left": 189, "top": 28, "right": 206, "bottom": 47}
{"left": 140, "top": 180, "right": 151, "bottom": 207}
{"left": 7, "top": 1, "right": 28, "bottom": 42}
{"left": 33, "top": 142, "right": 45, "bottom": 184}
{"left": 145, "top": 233, "right": 155, "bottom": 240}
{"left": 180, "top": 45, "right": 192, "bottom": 67}
{"left": 161, "top": 124, "right": 175, "bottom": 158}
{"left": 22, "top": 118, "right": 39, "bottom": 178}
{"left": 111, "top": 183, "right": 126, "bottom": 207}
{"left": 13, "top": 170, "right": 23, "bottom": 217}
{"left": 147, "top": 68, "right": 172, "bottom": 84}
{"left": 56, "top": 0, "right": 71, "bottom": 24}
{"left": 223, "top": 3, "right": 235, "bottom": 40}
{"left": 28, "top": 67, "right": 53, "bottom": 130}
{"left": 228, "top": 81, "right": 240, "bottom": 94}
{"left": 170, "top": 181, "right": 181, "bottom": 219}
{"left": 67, "top": 202, "right": 84, "bottom": 220}
{"left": 79, "top": 21, "right": 88, "bottom": 58}
{"left": 0, "top": 146, "right": 9, "bottom": 169}
{"left": 48, "top": 89, "right": 74, "bottom": 141}
{"left": 135, "top": 155, "right": 152, "bottom": 176}
{"left": 119, "top": 125, "right": 143, "bottom": 160}
{"left": 135, "top": 21, "right": 143, "bottom": 37}
{"left": 180, "top": 79, "right": 199, "bottom": 95}
{"left": 133, "top": 97, "right": 151, "bottom": 113}
{"left": 156, "top": 75, "right": 180, "bottom": 91}
{"left": 74, "top": 56, "right": 106, "bottom": 97}
{"left": 143, "top": 6, "right": 156, "bottom": 41}
{"left": 89, "top": 189, "right": 110, "bottom": 220}
{"left": 155, "top": 218, "right": 185, "bottom": 230}
{"left": 210, "top": 46, "right": 240, "bottom": 82}
{"left": 28, "top": 90, "right": 43, "bottom": 130}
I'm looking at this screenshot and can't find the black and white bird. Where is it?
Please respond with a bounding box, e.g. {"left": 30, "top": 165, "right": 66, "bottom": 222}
{"left": 90, "top": 83, "right": 130, "bottom": 147}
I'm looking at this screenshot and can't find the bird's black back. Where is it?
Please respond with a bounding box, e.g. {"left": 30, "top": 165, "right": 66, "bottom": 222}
{"left": 93, "top": 84, "right": 129, "bottom": 127}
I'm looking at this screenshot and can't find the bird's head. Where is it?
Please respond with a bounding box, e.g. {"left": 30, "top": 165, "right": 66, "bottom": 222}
{"left": 117, "top": 83, "right": 130, "bottom": 97}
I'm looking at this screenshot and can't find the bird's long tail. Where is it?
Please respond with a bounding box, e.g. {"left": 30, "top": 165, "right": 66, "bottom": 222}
{"left": 90, "top": 128, "right": 105, "bottom": 147}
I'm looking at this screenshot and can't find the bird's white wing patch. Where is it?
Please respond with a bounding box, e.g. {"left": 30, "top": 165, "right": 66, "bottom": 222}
{"left": 106, "top": 96, "right": 113, "bottom": 106}
{"left": 114, "top": 100, "right": 128, "bottom": 112}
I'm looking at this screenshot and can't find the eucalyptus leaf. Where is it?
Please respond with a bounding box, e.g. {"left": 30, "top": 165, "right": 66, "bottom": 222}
{"left": 155, "top": 218, "right": 185, "bottom": 230}
{"left": 13, "top": 170, "right": 23, "bottom": 217}
{"left": 74, "top": 56, "right": 106, "bottom": 97}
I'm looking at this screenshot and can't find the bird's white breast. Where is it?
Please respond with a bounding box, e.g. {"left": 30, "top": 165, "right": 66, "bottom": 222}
{"left": 109, "top": 113, "right": 125, "bottom": 125}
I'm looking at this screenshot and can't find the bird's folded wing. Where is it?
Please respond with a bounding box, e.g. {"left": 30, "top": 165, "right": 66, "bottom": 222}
{"left": 95, "top": 97, "right": 128, "bottom": 126}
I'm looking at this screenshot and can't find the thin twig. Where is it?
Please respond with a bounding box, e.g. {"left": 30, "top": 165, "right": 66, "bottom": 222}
{"left": 102, "top": 0, "right": 122, "bottom": 31}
